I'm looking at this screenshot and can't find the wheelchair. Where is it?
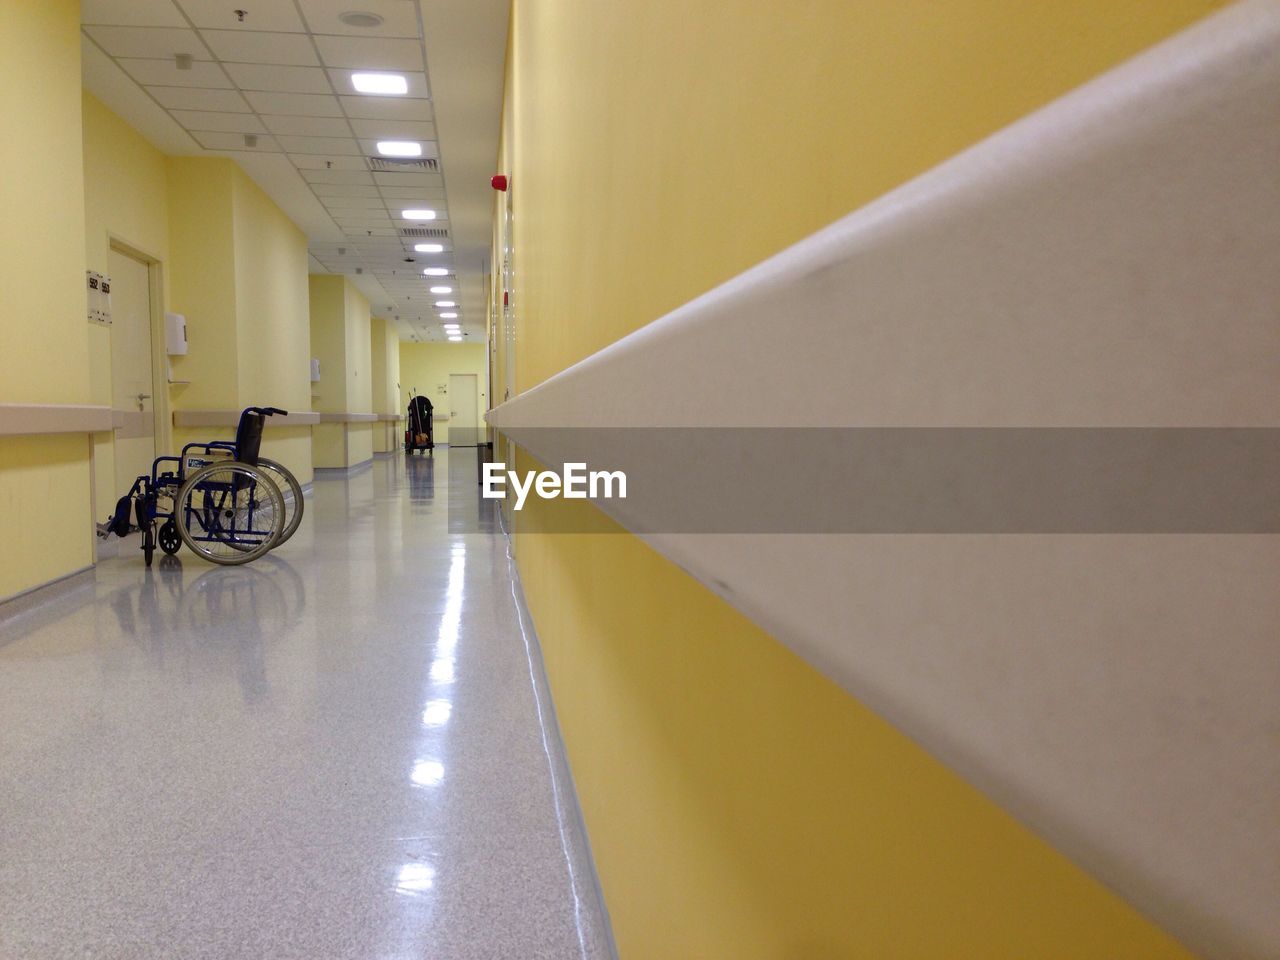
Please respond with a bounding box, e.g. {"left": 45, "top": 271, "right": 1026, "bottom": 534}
{"left": 99, "top": 406, "right": 304, "bottom": 567}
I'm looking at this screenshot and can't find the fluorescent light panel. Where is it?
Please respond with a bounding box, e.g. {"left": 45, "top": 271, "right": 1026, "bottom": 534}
{"left": 352, "top": 73, "right": 408, "bottom": 95}
{"left": 440, "top": 312, "right": 458, "bottom": 318}
{"left": 402, "top": 209, "right": 436, "bottom": 220}
{"left": 414, "top": 243, "right": 444, "bottom": 253}
{"left": 435, "top": 301, "right": 455, "bottom": 307}
{"left": 429, "top": 286, "right": 452, "bottom": 294}
{"left": 377, "top": 141, "right": 421, "bottom": 158}
{"left": 423, "top": 268, "right": 449, "bottom": 276}
{"left": 448, "top": 336, "right": 462, "bottom": 342}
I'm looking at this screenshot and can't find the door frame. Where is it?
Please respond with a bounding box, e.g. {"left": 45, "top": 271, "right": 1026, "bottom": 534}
{"left": 108, "top": 236, "right": 170, "bottom": 457}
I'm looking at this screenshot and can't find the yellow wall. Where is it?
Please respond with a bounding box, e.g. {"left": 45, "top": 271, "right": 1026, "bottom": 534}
{"left": 309, "top": 274, "right": 373, "bottom": 469}
{"left": 499, "top": 0, "right": 1227, "bottom": 956}
{"left": 370, "top": 317, "right": 402, "bottom": 453}
{"left": 82, "top": 90, "right": 172, "bottom": 515}
{"left": 0, "top": 0, "right": 92, "bottom": 599}
{"left": 398, "top": 342, "right": 487, "bottom": 445}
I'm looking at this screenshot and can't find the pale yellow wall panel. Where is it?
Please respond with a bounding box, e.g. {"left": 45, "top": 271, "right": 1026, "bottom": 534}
{"left": 166, "top": 158, "right": 239, "bottom": 408}
{"left": 309, "top": 274, "right": 349, "bottom": 414}
{"left": 311, "top": 422, "right": 347, "bottom": 470}
{"left": 233, "top": 170, "right": 310, "bottom": 413}
{"left": 343, "top": 283, "right": 372, "bottom": 414}
{"left": 500, "top": 0, "right": 1229, "bottom": 956}
{"left": 0, "top": 0, "right": 88, "bottom": 403}
{"left": 0, "top": 437, "right": 93, "bottom": 600}
{"left": 261, "top": 427, "right": 313, "bottom": 487}
{"left": 346, "top": 422, "right": 373, "bottom": 467}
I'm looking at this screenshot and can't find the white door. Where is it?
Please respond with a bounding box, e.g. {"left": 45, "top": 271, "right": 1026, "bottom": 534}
{"left": 108, "top": 247, "right": 156, "bottom": 492}
{"left": 449, "top": 373, "right": 479, "bottom": 447}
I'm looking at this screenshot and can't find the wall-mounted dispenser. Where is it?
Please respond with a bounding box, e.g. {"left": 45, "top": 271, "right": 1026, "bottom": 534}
{"left": 310, "top": 359, "right": 321, "bottom": 382}
{"left": 164, "top": 312, "right": 188, "bottom": 355}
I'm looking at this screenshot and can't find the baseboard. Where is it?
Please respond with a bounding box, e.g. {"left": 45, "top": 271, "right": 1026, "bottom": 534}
{"left": 498, "top": 508, "right": 619, "bottom": 960}
{"left": 313, "top": 457, "right": 373, "bottom": 477}
{"left": 0, "top": 565, "right": 95, "bottom": 618}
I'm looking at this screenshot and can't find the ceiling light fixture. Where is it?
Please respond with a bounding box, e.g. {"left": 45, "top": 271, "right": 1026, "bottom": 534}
{"left": 414, "top": 243, "right": 444, "bottom": 253}
{"left": 401, "top": 209, "right": 436, "bottom": 221}
{"left": 430, "top": 286, "right": 452, "bottom": 294}
{"left": 351, "top": 72, "right": 407, "bottom": 95}
{"left": 448, "top": 336, "right": 463, "bottom": 342}
{"left": 378, "top": 141, "right": 421, "bottom": 158}
{"left": 423, "top": 268, "right": 448, "bottom": 276}
{"left": 434, "top": 301, "right": 455, "bottom": 308}
{"left": 440, "top": 312, "right": 458, "bottom": 318}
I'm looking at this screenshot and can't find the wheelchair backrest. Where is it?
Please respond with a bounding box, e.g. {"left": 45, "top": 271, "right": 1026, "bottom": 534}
{"left": 234, "top": 409, "right": 265, "bottom": 466}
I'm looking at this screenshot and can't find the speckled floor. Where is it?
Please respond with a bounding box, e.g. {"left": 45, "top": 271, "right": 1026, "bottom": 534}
{"left": 0, "top": 449, "right": 614, "bottom": 960}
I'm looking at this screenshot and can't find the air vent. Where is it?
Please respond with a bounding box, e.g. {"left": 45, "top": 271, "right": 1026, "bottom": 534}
{"left": 400, "top": 227, "right": 449, "bottom": 239}
{"left": 367, "top": 156, "right": 439, "bottom": 173}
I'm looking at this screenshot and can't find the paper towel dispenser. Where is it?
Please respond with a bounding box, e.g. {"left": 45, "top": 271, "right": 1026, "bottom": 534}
{"left": 164, "top": 312, "right": 188, "bottom": 356}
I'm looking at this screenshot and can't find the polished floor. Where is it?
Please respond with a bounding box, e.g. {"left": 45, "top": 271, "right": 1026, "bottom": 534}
{"left": 0, "top": 450, "right": 613, "bottom": 960}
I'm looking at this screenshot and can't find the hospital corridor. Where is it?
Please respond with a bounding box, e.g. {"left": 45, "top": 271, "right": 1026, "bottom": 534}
{"left": 0, "top": 1, "right": 1276, "bottom": 958}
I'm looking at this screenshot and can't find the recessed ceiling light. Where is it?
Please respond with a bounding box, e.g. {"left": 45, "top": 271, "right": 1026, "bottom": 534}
{"left": 423, "top": 267, "right": 448, "bottom": 276}
{"left": 351, "top": 72, "right": 407, "bottom": 95}
{"left": 414, "top": 243, "right": 443, "bottom": 253}
{"left": 435, "top": 301, "right": 455, "bottom": 308}
{"left": 448, "top": 336, "right": 463, "bottom": 342}
{"left": 429, "top": 286, "right": 452, "bottom": 294}
{"left": 339, "top": 11, "right": 385, "bottom": 28}
{"left": 401, "top": 209, "right": 436, "bottom": 220}
{"left": 440, "top": 312, "right": 458, "bottom": 318}
{"left": 378, "top": 141, "right": 421, "bottom": 158}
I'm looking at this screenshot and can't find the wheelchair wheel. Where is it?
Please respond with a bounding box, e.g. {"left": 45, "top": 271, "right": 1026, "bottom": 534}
{"left": 175, "top": 461, "right": 284, "bottom": 565}
{"left": 158, "top": 518, "right": 181, "bottom": 555}
{"left": 255, "top": 457, "right": 304, "bottom": 546}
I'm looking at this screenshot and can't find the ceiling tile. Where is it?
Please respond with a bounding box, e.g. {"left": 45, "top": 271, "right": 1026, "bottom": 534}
{"left": 317, "top": 196, "right": 386, "bottom": 208}
{"left": 303, "top": 170, "right": 375, "bottom": 186}
{"left": 177, "top": 0, "right": 307, "bottom": 32}
{"left": 148, "top": 86, "right": 251, "bottom": 111}
{"left": 224, "top": 62, "right": 330, "bottom": 94}
{"left": 373, "top": 171, "right": 442, "bottom": 188}
{"left": 200, "top": 29, "right": 320, "bottom": 66}
{"left": 328, "top": 69, "right": 429, "bottom": 99}
{"left": 275, "top": 135, "right": 361, "bottom": 156}
{"left": 338, "top": 95, "right": 432, "bottom": 122}
{"left": 84, "top": 25, "right": 205, "bottom": 60}
{"left": 297, "top": 0, "right": 421, "bottom": 39}
{"left": 378, "top": 186, "right": 446, "bottom": 200}
{"left": 349, "top": 118, "right": 435, "bottom": 141}
{"left": 82, "top": 0, "right": 188, "bottom": 27}
{"left": 261, "top": 115, "right": 351, "bottom": 137}
{"left": 310, "top": 183, "right": 380, "bottom": 197}
{"left": 170, "top": 110, "right": 268, "bottom": 133}
{"left": 243, "top": 91, "right": 342, "bottom": 117}
{"left": 193, "top": 131, "right": 281, "bottom": 151}
{"left": 290, "top": 155, "right": 370, "bottom": 171}
{"left": 119, "top": 58, "right": 232, "bottom": 88}
{"left": 315, "top": 37, "right": 423, "bottom": 72}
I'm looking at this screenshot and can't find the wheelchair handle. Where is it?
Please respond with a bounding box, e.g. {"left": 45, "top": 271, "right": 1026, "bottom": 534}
{"left": 247, "top": 406, "right": 289, "bottom": 417}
